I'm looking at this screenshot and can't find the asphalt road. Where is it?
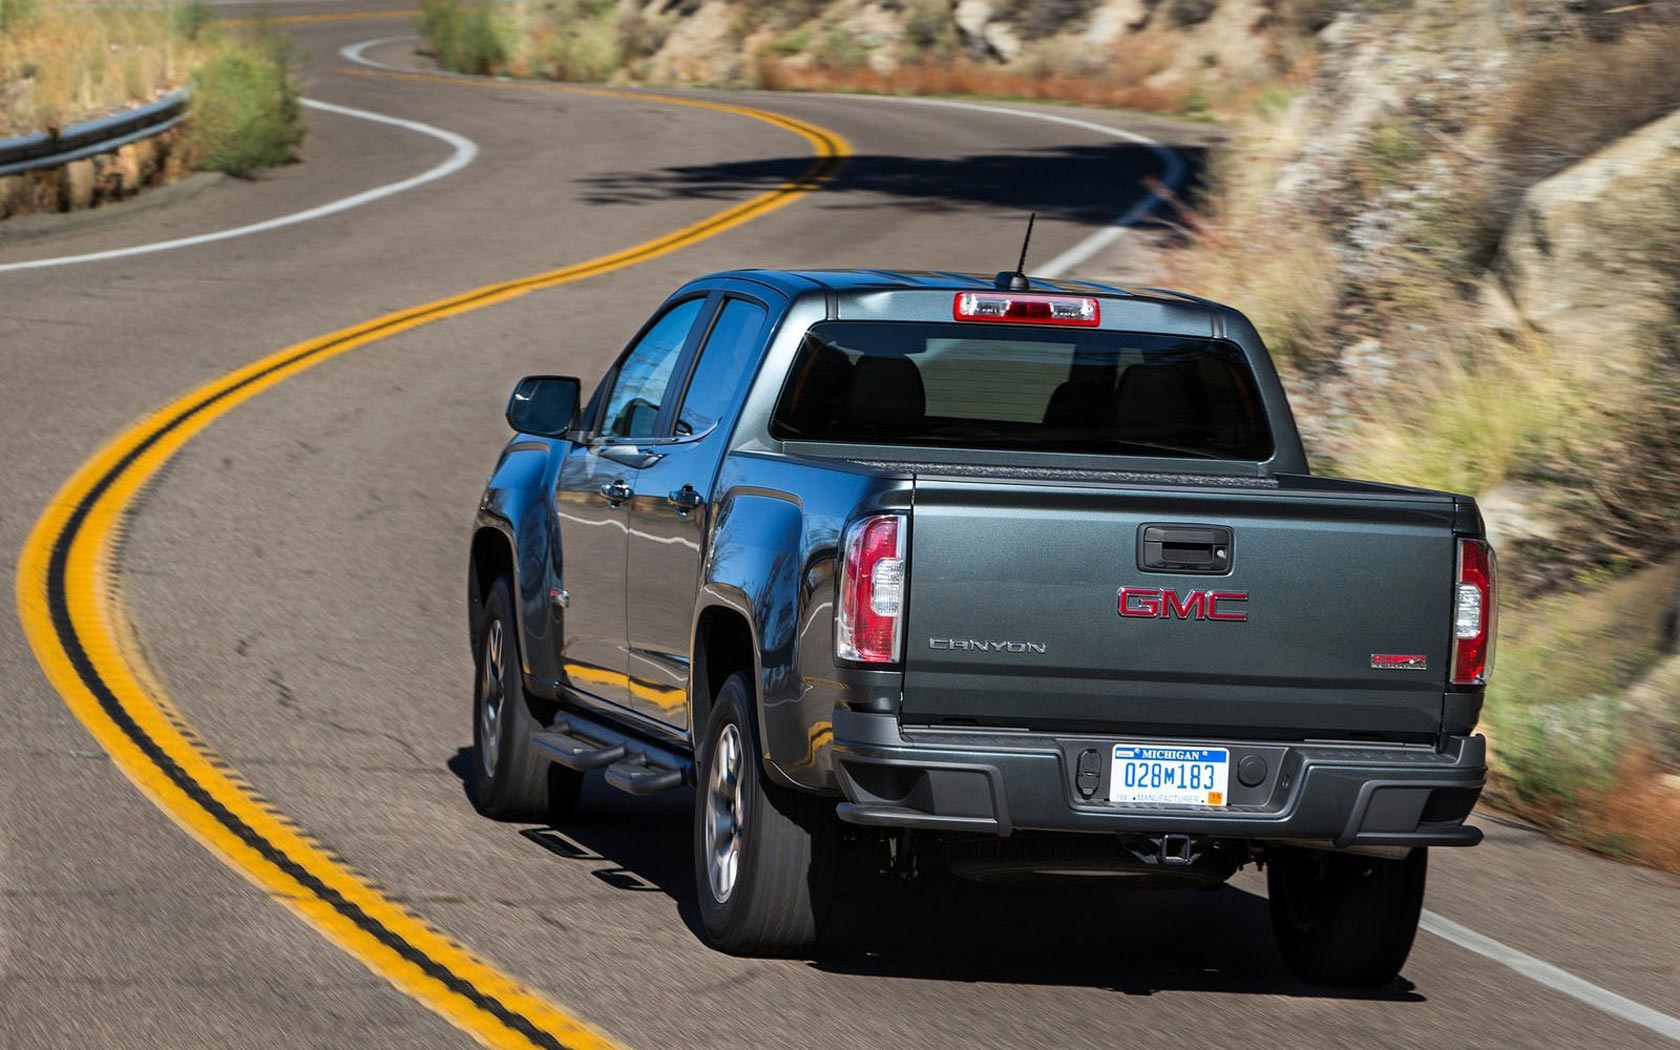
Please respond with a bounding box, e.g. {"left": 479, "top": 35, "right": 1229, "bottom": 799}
{"left": 4, "top": 9, "right": 1678, "bottom": 1049}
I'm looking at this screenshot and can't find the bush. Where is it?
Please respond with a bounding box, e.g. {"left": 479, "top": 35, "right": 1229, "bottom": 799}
{"left": 812, "top": 23, "right": 870, "bottom": 70}
{"left": 1340, "top": 333, "right": 1592, "bottom": 498}
{"left": 421, "top": 0, "right": 506, "bottom": 75}
{"left": 518, "top": 0, "right": 622, "bottom": 81}
{"left": 184, "top": 38, "right": 302, "bottom": 176}
{"left": 903, "top": 0, "right": 957, "bottom": 55}
{"left": 0, "top": 0, "right": 39, "bottom": 32}
{"left": 176, "top": 0, "right": 215, "bottom": 41}
{"left": 1480, "top": 557, "right": 1680, "bottom": 862}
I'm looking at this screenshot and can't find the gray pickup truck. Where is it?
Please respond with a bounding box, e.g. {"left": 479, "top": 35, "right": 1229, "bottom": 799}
{"left": 467, "top": 269, "right": 1495, "bottom": 986}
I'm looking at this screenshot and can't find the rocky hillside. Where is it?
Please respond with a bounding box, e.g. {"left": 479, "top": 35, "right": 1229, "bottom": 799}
{"left": 425, "top": 0, "right": 1321, "bottom": 114}
{"left": 1158, "top": 0, "right": 1680, "bottom": 865}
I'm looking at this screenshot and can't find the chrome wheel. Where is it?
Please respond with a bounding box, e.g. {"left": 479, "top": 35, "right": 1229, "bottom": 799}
{"left": 478, "top": 618, "right": 504, "bottom": 778}
{"left": 704, "top": 722, "right": 745, "bottom": 903}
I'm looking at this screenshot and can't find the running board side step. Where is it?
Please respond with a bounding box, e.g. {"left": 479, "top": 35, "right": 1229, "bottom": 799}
{"left": 529, "top": 730, "right": 624, "bottom": 770}
{"left": 529, "top": 710, "right": 693, "bottom": 794}
{"left": 604, "top": 760, "right": 685, "bottom": 795}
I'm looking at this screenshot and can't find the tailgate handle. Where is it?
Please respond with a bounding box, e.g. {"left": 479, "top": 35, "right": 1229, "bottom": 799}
{"left": 1138, "top": 524, "right": 1233, "bottom": 575}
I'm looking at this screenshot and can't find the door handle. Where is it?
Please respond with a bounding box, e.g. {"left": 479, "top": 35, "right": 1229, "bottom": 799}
{"left": 599, "top": 479, "right": 634, "bottom": 505}
{"left": 667, "top": 485, "right": 704, "bottom": 513}
{"left": 1138, "top": 524, "right": 1233, "bottom": 574}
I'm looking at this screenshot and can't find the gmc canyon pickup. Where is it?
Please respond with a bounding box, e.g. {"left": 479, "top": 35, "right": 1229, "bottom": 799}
{"left": 467, "top": 269, "right": 1495, "bottom": 986}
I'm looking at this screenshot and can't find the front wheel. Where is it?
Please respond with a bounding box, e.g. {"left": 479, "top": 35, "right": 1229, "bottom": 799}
{"left": 693, "top": 671, "right": 836, "bottom": 956}
{"left": 1267, "top": 845, "right": 1427, "bottom": 988}
{"left": 470, "top": 577, "right": 582, "bottom": 822}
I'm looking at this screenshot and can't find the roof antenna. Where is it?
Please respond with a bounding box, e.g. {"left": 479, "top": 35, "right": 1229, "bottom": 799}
{"left": 997, "top": 212, "right": 1035, "bottom": 291}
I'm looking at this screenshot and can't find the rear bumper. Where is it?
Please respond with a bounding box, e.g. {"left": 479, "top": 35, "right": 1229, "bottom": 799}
{"left": 830, "top": 709, "right": 1485, "bottom": 847}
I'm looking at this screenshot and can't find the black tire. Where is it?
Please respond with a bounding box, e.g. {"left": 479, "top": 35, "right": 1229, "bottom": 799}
{"left": 470, "top": 577, "right": 583, "bottom": 822}
{"left": 1267, "top": 845, "right": 1427, "bottom": 988}
{"left": 693, "top": 671, "right": 836, "bottom": 956}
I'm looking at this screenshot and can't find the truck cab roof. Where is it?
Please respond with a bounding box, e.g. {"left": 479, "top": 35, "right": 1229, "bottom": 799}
{"left": 698, "top": 267, "right": 1228, "bottom": 311}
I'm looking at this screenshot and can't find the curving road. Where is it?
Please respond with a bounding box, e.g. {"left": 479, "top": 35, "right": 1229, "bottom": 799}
{"left": 4, "top": 8, "right": 1678, "bottom": 1049}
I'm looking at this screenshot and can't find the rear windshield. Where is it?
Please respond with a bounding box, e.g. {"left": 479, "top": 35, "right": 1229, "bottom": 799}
{"left": 769, "top": 322, "right": 1273, "bottom": 460}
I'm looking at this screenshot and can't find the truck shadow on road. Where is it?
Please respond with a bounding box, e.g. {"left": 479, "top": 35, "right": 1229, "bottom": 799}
{"left": 576, "top": 143, "right": 1210, "bottom": 233}
{"left": 451, "top": 758, "right": 1423, "bottom": 1002}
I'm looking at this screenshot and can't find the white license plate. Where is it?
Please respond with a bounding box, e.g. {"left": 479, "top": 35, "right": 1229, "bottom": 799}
{"left": 1109, "top": 744, "right": 1229, "bottom": 806}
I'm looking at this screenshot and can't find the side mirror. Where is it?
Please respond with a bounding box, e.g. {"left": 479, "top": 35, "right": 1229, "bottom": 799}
{"left": 505, "top": 375, "right": 581, "bottom": 437}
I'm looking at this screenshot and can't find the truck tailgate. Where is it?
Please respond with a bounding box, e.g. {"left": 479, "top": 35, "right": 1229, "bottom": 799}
{"left": 901, "top": 477, "right": 1457, "bottom": 742}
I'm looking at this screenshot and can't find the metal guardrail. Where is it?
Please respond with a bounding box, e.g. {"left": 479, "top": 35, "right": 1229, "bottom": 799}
{"left": 0, "top": 90, "right": 189, "bottom": 178}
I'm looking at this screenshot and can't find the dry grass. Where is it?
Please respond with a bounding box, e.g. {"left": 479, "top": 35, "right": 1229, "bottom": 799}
{"left": 0, "top": 0, "right": 302, "bottom": 189}
{"left": 755, "top": 28, "right": 1196, "bottom": 112}
{"left": 1493, "top": 746, "right": 1680, "bottom": 873}
{"left": 1595, "top": 754, "right": 1680, "bottom": 873}
{"left": 1481, "top": 558, "right": 1680, "bottom": 871}
{"left": 0, "top": 0, "right": 207, "bottom": 135}
{"left": 1492, "top": 25, "right": 1680, "bottom": 189}
{"left": 1338, "top": 330, "right": 1599, "bottom": 497}
{"left": 757, "top": 54, "right": 1193, "bottom": 112}
{"left": 1158, "top": 91, "right": 1337, "bottom": 370}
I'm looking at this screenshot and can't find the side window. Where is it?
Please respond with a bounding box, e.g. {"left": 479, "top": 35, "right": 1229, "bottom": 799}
{"left": 599, "top": 298, "right": 705, "bottom": 440}
{"left": 676, "top": 298, "right": 769, "bottom": 437}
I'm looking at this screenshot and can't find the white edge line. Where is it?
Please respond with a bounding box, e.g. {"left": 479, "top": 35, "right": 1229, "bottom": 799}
{"left": 339, "top": 35, "right": 419, "bottom": 72}
{"left": 0, "top": 98, "right": 477, "bottom": 273}
{"left": 1420, "top": 911, "right": 1680, "bottom": 1042}
{"left": 336, "top": 40, "right": 1680, "bottom": 1043}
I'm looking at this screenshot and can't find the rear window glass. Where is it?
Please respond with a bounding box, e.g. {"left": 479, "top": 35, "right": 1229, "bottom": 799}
{"left": 769, "top": 322, "right": 1273, "bottom": 460}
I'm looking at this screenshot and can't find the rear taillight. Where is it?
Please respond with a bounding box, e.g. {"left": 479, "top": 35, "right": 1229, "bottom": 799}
{"left": 1451, "top": 539, "right": 1497, "bottom": 685}
{"left": 837, "top": 514, "right": 906, "bottom": 664}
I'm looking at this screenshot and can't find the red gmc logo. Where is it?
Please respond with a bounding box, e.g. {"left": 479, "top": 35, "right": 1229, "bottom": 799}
{"left": 1118, "top": 587, "right": 1249, "bottom": 622}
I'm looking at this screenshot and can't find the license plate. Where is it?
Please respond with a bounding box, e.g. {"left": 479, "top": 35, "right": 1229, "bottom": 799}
{"left": 1109, "top": 744, "right": 1229, "bottom": 806}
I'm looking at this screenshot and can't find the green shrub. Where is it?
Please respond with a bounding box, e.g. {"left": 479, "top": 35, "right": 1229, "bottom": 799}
{"left": 1252, "top": 84, "right": 1298, "bottom": 119}
{"left": 767, "top": 24, "right": 815, "bottom": 58}
{"left": 1488, "top": 696, "right": 1622, "bottom": 817}
{"left": 1362, "top": 118, "right": 1423, "bottom": 186}
{"left": 519, "top": 0, "right": 622, "bottom": 82}
{"left": 1479, "top": 557, "right": 1680, "bottom": 828}
{"left": 421, "top": 0, "right": 506, "bottom": 75}
{"left": 812, "top": 23, "right": 869, "bottom": 70}
{"left": 176, "top": 0, "right": 216, "bottom": 41}
{"left": 903, "top": 0, "right": 956, "bottom": 54}
{"left": 1181, "top": 80, "right": 1213, "bottom": 121}
{"left": 184, "top": 37, "right": 302, "bottom": 176}
{"left": 0, "top": 0, "right": 40, "bottom": 32}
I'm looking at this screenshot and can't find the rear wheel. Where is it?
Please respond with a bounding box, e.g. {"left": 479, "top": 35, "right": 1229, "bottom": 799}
{"left": 693, "top": 671, "right": 836, "bottom": 956}
{"left": 471, "top": 577, "right": 582, "bottom": 822}
{"left": 1267, "top": 845, "right": 1427, "bottom": 988}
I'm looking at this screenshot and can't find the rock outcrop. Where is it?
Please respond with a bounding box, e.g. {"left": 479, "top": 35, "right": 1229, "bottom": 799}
{"left": 1481, "top": 108, "right": 1680, "bottom": 362}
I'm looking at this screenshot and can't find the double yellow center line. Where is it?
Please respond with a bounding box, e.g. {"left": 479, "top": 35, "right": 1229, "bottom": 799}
{"left": 16, "top": 75, "right": 848, "bottom": 1049}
